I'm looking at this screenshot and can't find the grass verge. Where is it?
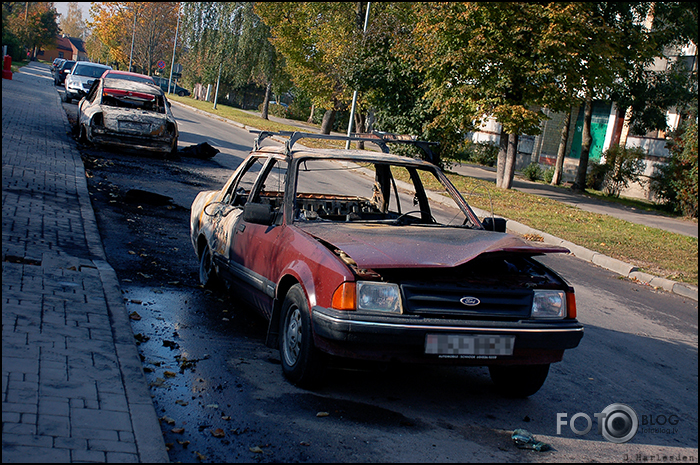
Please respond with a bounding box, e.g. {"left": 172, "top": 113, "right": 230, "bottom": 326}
{"left": 168, "top": 95, "right": 698, "bottom": 287}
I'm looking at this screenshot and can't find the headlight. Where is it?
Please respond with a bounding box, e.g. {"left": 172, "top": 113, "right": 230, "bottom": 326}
{"left": 531, "top": 290, "right": 566, "bottom": 319}
{"left": 357, "top": 281, "right": 402, "bottom": 313}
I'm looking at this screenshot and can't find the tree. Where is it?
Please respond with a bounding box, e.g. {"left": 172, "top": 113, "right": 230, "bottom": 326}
{"left": 568, "top": 3, "right": 660, "bottom": 192}
{"left": 180, "top": 2, "right": 288, "bottom": 111}
{"left": 3, "top": 2, "right": 59, "bottom": 59}
{"left": 408, "top": 3, "right": 581, "bottom": 188}
{"left": 346, "top": 3, "right": 437, "bottom": 151}
{"left": 611, "top": 3, "right": 698, "bottom": 138}
{"left": 256, "top": 2, "right": 361, "bottom": 134}
{"left": 60, "top": 2, "right": 87, "bottom": 39}
{"left": 88, "top": 2, "right": 179, "bottom": 74}
{"left": 650, "top": 121, "right": 698, "bottom": 218}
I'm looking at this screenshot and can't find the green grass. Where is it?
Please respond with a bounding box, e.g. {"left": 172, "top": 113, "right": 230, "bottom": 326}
{"left": 11, "top": 59, "right": 31, "bottom": 73}
{"left": 167, "top": 94, "right": 302, "bottom": 134}
{"left": 444, "top": 174, "right": 698, "bottom": 286}
{"left": 168, "top": 95, "right": 698, "bottom": 287}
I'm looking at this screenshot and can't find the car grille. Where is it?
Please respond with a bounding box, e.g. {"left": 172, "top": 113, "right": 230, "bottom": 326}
{"left": 401, "top": 283, "right": 533, "bottom": 319}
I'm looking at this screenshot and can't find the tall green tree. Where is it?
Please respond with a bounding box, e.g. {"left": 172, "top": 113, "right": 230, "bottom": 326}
{"left": 409, "top": 3, "right": 580, "bottom": 188}
{"left": 181, "top": 1, "right": 285, "bottom": 111}
{"left": 611, "top": 2, "right": 698, "bottom": 137}
{"left": 256, "top": 2, "right": 361, "bottom": 134}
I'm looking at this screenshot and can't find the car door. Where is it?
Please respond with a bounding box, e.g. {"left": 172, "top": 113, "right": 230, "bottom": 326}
{"left": 228, "top": 157, "right": 289, "bottom": 316}
{"left": 205, "top": 155, "right": 268, "bottom": 261}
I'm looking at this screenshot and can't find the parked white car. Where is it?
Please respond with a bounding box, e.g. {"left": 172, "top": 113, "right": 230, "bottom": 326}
{"left": 64, "top": 61, "right": 112, "bottom": 103}
{"left": 77, "top": 77, "right": 178, "bottom": 155}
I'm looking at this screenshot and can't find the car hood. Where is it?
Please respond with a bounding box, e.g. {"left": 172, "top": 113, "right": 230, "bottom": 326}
{"left": 296, "top": 222, "right": 569, "bottom": 269}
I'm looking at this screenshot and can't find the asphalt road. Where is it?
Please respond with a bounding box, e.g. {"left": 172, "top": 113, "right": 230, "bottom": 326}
{"left": 62, "top": 94, "right": 698, "bottom": 462}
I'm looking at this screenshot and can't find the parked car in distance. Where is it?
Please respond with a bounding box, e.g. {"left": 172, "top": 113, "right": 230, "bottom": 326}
{"left": 54, "top": 59, "right": 75, "bottom": 86}
{"left": 190, "top": 131, "right": 584, "bottom": 397}
{"left": 77, "top": 77, "right": 178, "bottom": 155}
{"left": 51, "top": 58, "right": 63, "bottom": 74}
{"left": 64, "top": 61, "right": 112, "bottom": 103}
{"left": 101, "top": 70, "right": 156, "bottom": 86}
{"left": 51, "top": 58, "right": 65, "bottom": 81}
{"left": 152, "top": 76, "right": 190, "bottom": 96}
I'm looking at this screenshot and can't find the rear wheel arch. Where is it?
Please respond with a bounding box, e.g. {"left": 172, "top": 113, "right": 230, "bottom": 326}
{"left": 196, "top": 234, "right": 208, "bottom": 259}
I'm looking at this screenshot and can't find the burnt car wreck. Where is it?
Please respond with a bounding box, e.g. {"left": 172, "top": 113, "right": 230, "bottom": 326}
{"left": 77, "top": 77, "right": 179, "bottom": 155}
{"left": 190, "top": 131, "right": 583, "bottom": 397}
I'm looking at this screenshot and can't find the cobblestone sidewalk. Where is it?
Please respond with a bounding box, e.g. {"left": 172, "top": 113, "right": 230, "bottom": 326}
{"left": 2, "top": 62, "right": 167, "bottom": 462}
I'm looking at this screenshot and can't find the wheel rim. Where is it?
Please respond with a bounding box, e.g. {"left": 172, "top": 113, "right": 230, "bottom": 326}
{"left": 283, "top": 307, "right": 302, "bottom": 367}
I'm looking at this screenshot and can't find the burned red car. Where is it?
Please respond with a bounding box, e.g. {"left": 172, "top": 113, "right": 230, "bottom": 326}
{"left": 190, "top": 132, "right": 583, "bottom": 396}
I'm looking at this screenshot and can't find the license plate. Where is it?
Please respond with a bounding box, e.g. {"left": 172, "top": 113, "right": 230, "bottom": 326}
{"left": 119, "top": 121, "right": 148, "bottom": 132}
{"left": 425, "top": 334, "right": 514, "bottom": 356}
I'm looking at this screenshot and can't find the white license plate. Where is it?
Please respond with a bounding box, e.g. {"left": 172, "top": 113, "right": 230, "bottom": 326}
{"left": 425, "top": 334, "right": 514, "bottom": 356}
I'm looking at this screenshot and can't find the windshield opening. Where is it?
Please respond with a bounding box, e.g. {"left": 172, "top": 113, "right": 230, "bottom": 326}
{"left": 293, "top": 158, "right": 471, "bottom": 227}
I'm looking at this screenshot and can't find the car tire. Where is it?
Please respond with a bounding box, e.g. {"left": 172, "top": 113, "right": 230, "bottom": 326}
{"left": 198, "top": 245, "right": 222, "bottom": 290}
{"left": 78, "top": 124, "right": 88, "bottom": 144}
{"left": 279, "top": 284, "right": 322, "bottom": 387}
{"left": 488, "top": 364, "right": 550, "bottom": 398}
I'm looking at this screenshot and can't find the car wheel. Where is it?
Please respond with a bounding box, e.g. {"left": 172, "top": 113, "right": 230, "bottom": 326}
{"left": 198, "top": 245, "right": 221, "bottom": 290}
{"left": 177, "top": 91, "right": 186, "bottom": 97}
{"left": 279, "top": 284, "right": 322, "bottom": 387}
{"left": 488, "top": 364, "right": 550, "bottom": 398}
{"left": 78, "top": 124, "right": 87, "bottom": 143}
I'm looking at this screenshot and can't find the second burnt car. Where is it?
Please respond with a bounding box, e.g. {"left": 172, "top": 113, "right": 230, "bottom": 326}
{"left": 77, "top": 77, "right": 178, "bottom": 155}
{"left": 190, "top": 132, "right": 583, "bottom": 396}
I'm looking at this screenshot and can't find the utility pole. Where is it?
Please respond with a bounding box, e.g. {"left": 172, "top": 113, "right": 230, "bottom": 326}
{"left": 213, "top": 62, "right": 222, "bottom": 110}
{"left": 167, "top": 5, "right": 180, "bottom": 95}
{"left": 345, "top": 2, "right": 371, "bottom": 149}
{"left": 128, "top": 3, "right": 137, "bottom": 72}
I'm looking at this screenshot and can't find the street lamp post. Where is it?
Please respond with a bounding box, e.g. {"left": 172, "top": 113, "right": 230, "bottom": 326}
{"left": 345, "top": 2, "right": 371, "bottom": 150}
{"left": 128, "top": 3, "right": 137, "bottom": 72}
{"left": 167, "top": 5, "right": 180, "bottom": 95}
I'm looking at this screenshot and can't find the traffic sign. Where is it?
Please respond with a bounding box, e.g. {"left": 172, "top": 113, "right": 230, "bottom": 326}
{"left": 157, "top": 60, "right": 166, "bottom": 70}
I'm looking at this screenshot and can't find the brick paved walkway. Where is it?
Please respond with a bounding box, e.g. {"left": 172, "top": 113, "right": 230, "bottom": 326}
{"left": 2, "top": 62, "right": 168, "bottom": 462}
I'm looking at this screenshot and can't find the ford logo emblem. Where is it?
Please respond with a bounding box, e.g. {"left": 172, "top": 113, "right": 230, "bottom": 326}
{"left": 460, "top": 296, "right": 480, "bottom": 306}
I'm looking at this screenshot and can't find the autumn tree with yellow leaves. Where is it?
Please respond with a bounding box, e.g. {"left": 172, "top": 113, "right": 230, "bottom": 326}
{"left": 87, "top": 2, "right": 180, "bottom": 75}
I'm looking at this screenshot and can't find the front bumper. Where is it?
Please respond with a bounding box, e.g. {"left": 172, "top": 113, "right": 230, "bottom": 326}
{"left": 311, "top": 306, "right": 583, "bottom": 365}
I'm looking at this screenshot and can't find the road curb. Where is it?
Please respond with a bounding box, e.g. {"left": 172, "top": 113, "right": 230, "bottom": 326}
{"left": 169, "top": 99, "right": 698, "bottom": 303}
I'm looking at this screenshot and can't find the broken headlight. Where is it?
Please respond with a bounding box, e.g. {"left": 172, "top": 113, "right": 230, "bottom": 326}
{"left": 357, "top": 281, "right": 402, "bottom": 313}
{"left": 531, "top": 290, "right": 567, "bottom": 319}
